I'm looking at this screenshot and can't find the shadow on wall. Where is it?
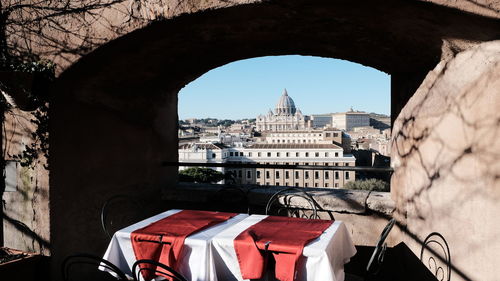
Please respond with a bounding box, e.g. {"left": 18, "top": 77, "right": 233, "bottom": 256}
{"left": 395, "top": 222, "right": 468, "bottom": 281}
{"left": 391, "top": 42, "right": 500, "bottom": 280}
{"left": 2, "top": 214, "right": 50, "bottom": 250}
{"left": 345, "top": 213, "right": 469, "bottom": 281}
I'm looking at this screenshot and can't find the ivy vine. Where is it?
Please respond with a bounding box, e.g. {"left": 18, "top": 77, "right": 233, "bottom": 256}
{"left": 1, "top": 58, "right": 54, "bottom": 170}
{"left": 10, "top": 103, "right": 49, "bottom": 169}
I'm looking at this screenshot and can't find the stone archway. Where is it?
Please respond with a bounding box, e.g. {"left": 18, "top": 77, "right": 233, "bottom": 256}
{"left": 3, "top": 0, "right": 500, "bottom": 280}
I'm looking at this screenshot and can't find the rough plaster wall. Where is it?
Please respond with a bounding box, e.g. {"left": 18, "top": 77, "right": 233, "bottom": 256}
{"left": 49, "top": 87, "right": 178, "bottom": 279}
{"left": 391, "top": 41, "right": 500, "bottom": 281}
{"left": 2, "top": 109, "right": 50, "bottom": 255}
{"left": 6, "top": 0, "right": 500, "bottom": 74}
{"left": 423, "top": 0, "right": 500, "bottom": 19}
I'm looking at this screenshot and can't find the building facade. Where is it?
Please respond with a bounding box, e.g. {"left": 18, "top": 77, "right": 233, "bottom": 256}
{"left": 179, "top": 142, "right": 356, "bottom": 188}
{"left": 225, "top": 143, "right": 355, "bottom": 188}
{"left": 311, "top": 114, "right": 333, "bottom": 128}
{"left": 256, "top": 89, "right": 311, "bottom": 132}
{"left": 332, "top": 109, "right": 370, "bottom": 131}
{"left": 258, "top": 128, "right": 352, "bottom": 153}
{"left": 178, "top": 143, "right": 227, "bottom": 176}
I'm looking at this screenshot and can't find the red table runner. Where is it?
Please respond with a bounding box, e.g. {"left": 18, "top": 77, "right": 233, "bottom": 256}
{"left": 234, "top": 216, "right": 333, "bottom": 281}
{"left": 131, "top": 210, "right": 236, "bottom": 280}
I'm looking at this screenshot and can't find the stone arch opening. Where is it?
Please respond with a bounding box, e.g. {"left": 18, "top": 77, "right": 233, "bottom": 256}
{"left": 23, "top": 0, "right": 500, "bottom": 279}
{"left": 177, "top": 55, "right": 391, "bottom": 190}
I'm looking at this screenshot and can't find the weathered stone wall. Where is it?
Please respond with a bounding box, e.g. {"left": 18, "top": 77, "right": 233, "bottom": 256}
{"left": 391, "top": 41, "right": 500, "bottom": 281}
{"left": 5, "top": 0, "right": 500, "bottom": 75}
{"left": 47, "top": 86, "right": 179, "bottom": 278}
{"left": 1, "top": 108, "right": 50, "bottom": 255}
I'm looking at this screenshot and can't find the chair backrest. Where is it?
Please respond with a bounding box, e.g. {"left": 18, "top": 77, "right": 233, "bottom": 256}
{"left": 420, "top": 232, "right": 451, "bottom": 281}
{"left": 211, "top": 186, "right": 250, "bottom": 214}
{"left": 132, "top": 259, "right": 188, "bottom": 281}
{"left": 366, "top": 218, "right": 396, "bottom": 275}
{"left": 101, "top": 195, "right": 142, "bottom": 239}
{"left": 61, "top": 253, "right": 128, "bottom": 281}
{"left": 265, "top": 187, "right": 318, "bottom": 219}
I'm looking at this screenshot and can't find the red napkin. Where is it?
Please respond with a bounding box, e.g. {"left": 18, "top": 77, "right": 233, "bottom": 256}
{"left": 131, "top": 210, "right": 236, "bottom": 280}
{"left": 234, "top": 216, "right": 333, "bottom": 281}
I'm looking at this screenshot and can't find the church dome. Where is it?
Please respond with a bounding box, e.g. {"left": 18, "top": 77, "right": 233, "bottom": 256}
{"left": 275, "top": 89, "right": 296, "bottom": 115}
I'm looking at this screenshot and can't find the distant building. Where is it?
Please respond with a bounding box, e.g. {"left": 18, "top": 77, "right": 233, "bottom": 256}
{"left": 226, "top": 143, "right": 355, "bottom": 188}
{"left": 201, "top": 126, "right": 221, "bottom": 135}
{"left": 311, "top": 114, "right": 332, "bottom": 128}
{"left": 369, "top": 113, "right": 391, "bottom": 130}
{"left": 227, "top": 123, "right": 254, "bottom": 134}
{"left": 178, "top": 142, "right": 356, "bottom": 188}
{"left": 257, "top": 128, "right": 352, "bottom": 153}
{"left": 348, "top": 126, "right": 382, "bottom": 139}
{"left": 198, "top": 135, "right": 220, "bottom": 143}
{"left": 332, "top": 108, "right": 370, "bottom": 131}
{"left": 256, "top": 89, "right": 311, "bottom": 132}
{"left": 348, "top": 126, "right": 391, "bottom": 157}
{"left": 178, "top": 143, "right": 227, "bottom": 177}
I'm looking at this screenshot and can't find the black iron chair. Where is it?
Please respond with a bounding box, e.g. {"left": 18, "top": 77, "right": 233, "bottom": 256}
{"left": 345, "top": 218, "right": 396, "bottom": 281}
{"left": 100, "top": 195, "right": 142, "bottom": 239}
{"left": 61, "top": 253, "right": 128, "bottom": 281}
{"left": 366, "top": 218, "right": 396, "bottom": 275}
{"left": 132, "top": 259, "right": 188, "bottom": 281}
{"left": 265, "top": 187, "right": 319, "bottom": 219}
{"left": 420, "top": 232, "right": 451, "bottom": 281}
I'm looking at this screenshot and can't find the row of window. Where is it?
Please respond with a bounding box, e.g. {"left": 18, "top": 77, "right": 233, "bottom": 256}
{"left": 227, "top": 151, "right": 341, "bottom": 158}
{"left": 260, "top": 125, "right": 304, "bottom": 130}
{"left": 272, "top": 139, "right": 319, "bottom": 143}
{"left": 258, "top": 170, "right": 350, "bottom": 180}
{"left": 325, "top": 132, "right": 339, "bottom": 138}
{"left": 270, "top": 133, "right": 323, "bottom": 137}
{"left": 230, "top": 170, "right": 351, "bottom": 180}
{"left": 268, "top": 132, "right": 339, "bottom": 138}
{"left": 264, "top": 182, "right": 341, "bottom": 188}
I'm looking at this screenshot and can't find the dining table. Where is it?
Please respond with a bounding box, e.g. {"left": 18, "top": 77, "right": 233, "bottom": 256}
{"left": 101, "top": 209, "right": 357, "bottom": 281}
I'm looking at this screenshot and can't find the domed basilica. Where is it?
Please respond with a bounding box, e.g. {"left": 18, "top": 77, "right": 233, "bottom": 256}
{"left": 256, "top": 89, "right": 311, "bottom": 132}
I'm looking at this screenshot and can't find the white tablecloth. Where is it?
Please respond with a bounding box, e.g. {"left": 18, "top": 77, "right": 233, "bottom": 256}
{"left": 102, "top": 209, "right": 249, "bottom": 281}
{"left": 101, "top": 210, "right": 356, "bottom": 281}
{"left": 210, "top": 214, "right": 356, "bottom": 281}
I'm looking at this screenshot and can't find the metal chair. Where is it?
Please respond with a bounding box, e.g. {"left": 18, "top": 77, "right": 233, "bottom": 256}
{"left": 100, "top": 195, "right": 142, "bottom": 239}
{"left": 132, "top": 259, "right": 188, "bottom": 281}
{"left": 265, "top": 187, "right": 318, "bottom": 219}
{"left": 420, "top": 232, "right": 451, "bottom": 281}
{"left": 346, "top": 221, "right": 443, "bottom": 281}
{"left": 366, "top": 218, "right": 396, "bottom": 275}
{"left": 61, "top": 253, "right": 128, "bottom": 281}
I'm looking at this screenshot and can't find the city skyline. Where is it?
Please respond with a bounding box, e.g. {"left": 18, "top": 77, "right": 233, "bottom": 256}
{"left": 178, "top": 55, "right": 390, "bottom": 120}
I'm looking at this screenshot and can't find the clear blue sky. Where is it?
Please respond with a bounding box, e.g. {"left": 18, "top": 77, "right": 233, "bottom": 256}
{"left": 178, "top": 55, "right": 390, "bottom": 120}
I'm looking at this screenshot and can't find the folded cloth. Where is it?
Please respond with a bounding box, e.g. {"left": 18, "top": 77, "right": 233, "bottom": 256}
{"left": 234, "top": 216, "right": 333, "bottom": 281}
{"left": 131, "top": 210, "right": 236, "bottom": 280}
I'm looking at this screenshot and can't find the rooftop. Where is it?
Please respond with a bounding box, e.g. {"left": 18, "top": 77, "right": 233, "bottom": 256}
{"left": 263, "top": 129, "right": 341, "bottom": 135}
{"left": 179, "top": 143, "right": 227, "bottom": 150}
{"left": 247, "top": 143, "right": 342, "bottom": 149}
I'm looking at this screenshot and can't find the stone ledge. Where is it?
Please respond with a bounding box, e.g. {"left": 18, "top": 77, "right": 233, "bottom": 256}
{"left": 366, "top": 191, "right": 396, "bottom": 215}
{"left": 165, "top": 183, "right": 395, "bottom": 215}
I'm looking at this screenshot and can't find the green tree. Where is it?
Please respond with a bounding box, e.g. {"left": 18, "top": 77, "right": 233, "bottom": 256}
{"left": 217, "top": 119, "right": 235, "bottom": 127}
{"left": 179, "top": 167, "right": 225, "bottom": 183}
{"left": 344, "top": 178, "right": 390, "bottom": 192}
